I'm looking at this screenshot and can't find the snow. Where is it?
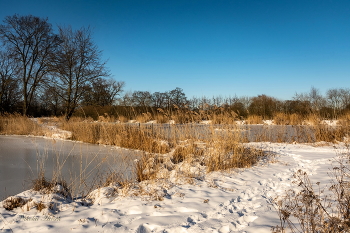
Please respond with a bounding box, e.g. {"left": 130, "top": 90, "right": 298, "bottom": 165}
{"left": 199, "top": 120, "right": 212, "bottom": 125}
{"left": 32, "top": 118, "right": 73, "bottom": 140}
{"left": 263, "top": 120, "right": 274, "bottom": 125}
{"left": 321, "top": 119, "right": 339, "bottom": 126}
{"left": 146, "top": 120, "right": 157, "bottom": 124}
{"left": 0, "top": 141, "right": 344, "bottom": 232}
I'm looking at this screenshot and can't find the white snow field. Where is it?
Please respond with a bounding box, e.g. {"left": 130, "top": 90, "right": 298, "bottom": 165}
{"left": 1, "top": 141, "right": 345, "bottom": 233}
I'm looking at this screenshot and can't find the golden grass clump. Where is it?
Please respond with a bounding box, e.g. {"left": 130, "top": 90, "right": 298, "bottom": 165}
{"left": 273, "top": 113, "right": 304, "bottom": 125}
{"left": 172, "top": 143, "right": 204, "bottom": 164}
{"left": 303, "top": 114, "right": 321, "bottom": 125}
{"left": 0, "top": 113, "right": 43, "bottom": 136}
{"left": 101, "top": 171, "right": 130, "bottom": 187}
{"left": 62, "top": 121, "right": 170, "bottom": 153}
{"left": 246, "top": 115, "right": 263, "bottom": 124}
{"left": 135, "top": 112, "right": 152, "bottom": 123}
{"left": 31, "top": 173, "right": 71, "bottom": 198}
{"left": 134, "top": 123, "right": 267, "bottom": 183}
{"left": 118, "top": 115, "right": 128, "bottom": 123}
{"left": 313, "top": 124, "right": 349, "bottom": 142}
{"left": 337, "top": 113, "right": 350, "bottom": 127}
{"left": 170, "top": 112, "right": 191, "bottom": 124}
{"left": 153, "top": 114, "right": 169, "bottom": 124}
{"left": 205, "top": 137, "right": 265, "bottom": 172}
{"left": 135, "top": 153, "right": 165, "bottom": 182}
{"left": 209, "top": 111, "right": 238, "bottom": 124}
{"left": 98, "top": 113, "right": 116, "bottom": 122}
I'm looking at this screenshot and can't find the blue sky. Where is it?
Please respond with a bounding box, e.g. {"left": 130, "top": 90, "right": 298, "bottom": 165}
{"left": 1, "top": 0, "right": 349, "bottom": 100}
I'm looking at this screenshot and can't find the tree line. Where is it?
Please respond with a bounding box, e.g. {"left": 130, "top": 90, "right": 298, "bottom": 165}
{"left": 116, "top": 86, "right": 350, "bottom": 120}
{"left": 1, "top": 15, "right": 350, "bottom": 120}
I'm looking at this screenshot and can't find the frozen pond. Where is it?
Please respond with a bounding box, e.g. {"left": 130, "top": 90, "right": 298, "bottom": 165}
{"left": 137, "top": 123, "right": 316, "bottom": 142}
{"left": 0, "top": 135, "right": 138, "bottom": 200}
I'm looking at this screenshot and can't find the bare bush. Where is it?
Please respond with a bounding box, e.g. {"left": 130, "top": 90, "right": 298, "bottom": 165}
{"left": 32, "top": 172, "right": 71, "bottom": 199}
{"left": 272, "top": 154, "right": 350, "bottom": 232}
{"left": 2, "top": 196, "right": 30, "bottom": 211}
{"left": 34, "top": 201, "right": 46, "bottom": 212}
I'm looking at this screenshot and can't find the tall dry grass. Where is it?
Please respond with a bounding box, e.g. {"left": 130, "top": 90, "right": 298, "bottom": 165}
{"left": 59, "top": 114, "right": 268, "bottom": 184}
{"left": 246, "top": 115, "right": 263, "bottom": 124}
{"left": 61, "top": 121, "right": 170, "bottom": 153}
{"left": 0, "top": 113, "right": 43, "bottom": 135}
{"left": 338, "top": 113, "right": 350, "bottom": 127}
{"left": 209, "top": 111, "right": 239, "bottom": 124}
{"left": 134, "top": 123, "right": 267, "bottom": 183}
{"left": 153, "top": 113, "right": 169, "bottom": 124}
{"left": 273, "top": 113, "right": 304, "bottom": 125}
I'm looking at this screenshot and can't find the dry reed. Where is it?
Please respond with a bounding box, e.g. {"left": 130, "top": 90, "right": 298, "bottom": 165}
{"left": 0, "top": 113, "right": 43, "bottom": 135}
{"left": 274, "top": 113, "right": 304, "bottom": 125}
{"left": 246, "top": 115, "right": 263, "bottom": 124}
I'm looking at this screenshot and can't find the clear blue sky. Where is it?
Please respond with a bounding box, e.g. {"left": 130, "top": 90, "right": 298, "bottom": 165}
{"left": 1, "top": 0, "right": 349, "bottom": 100}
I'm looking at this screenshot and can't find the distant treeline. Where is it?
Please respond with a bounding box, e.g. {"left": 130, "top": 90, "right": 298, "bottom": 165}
{"left": 71, "top": 86, "right": 350, "bottom": 121}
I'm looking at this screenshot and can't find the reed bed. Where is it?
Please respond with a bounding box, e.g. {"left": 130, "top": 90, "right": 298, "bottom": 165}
{"left": 0, "top": 113, "right": 43, "bottom": 135}
{"left": 246, "top": 115, "right": 263, "bottom": 124}
{"left": 58, "top": 116, "right": 268, "bottom": 186}
{"left": 273, "top": 113, "right": 304, "bottom": 125}
{"left": 61, "top": 121, "right": 170, "bottom": 153}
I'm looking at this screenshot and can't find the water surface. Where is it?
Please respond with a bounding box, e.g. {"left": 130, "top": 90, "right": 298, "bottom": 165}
{"left": 0, "top": 135, "right": 138, "bottom": 200}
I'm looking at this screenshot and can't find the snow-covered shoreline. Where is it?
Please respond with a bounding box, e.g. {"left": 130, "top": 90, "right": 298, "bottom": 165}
{"left": 0, "top": 142, "right": 343, "bottom": 232}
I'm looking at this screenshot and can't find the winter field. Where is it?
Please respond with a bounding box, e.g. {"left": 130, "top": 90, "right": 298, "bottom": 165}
{"left": 1, "top": 116, "right": 350, "bottom": 232}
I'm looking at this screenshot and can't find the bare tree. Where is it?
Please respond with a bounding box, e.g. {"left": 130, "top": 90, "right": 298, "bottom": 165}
{"left": 151, "top": 91, "right": 169, "bottom": 108}
{"left": 248, "top": 94, "right": 280, "bottom": 119}
{"left": 238, "top": 96, "right": 252, "bottom": 111}
{"left": 0, "top": 14, "right": 60, "bottom": 115}
{"left": 294, "top": 87, "right": 326, "bottom": 114}
{"left": 38, "top": 85, "right": 63, "bottom": 116}
{"left": 82, "top": 78, "right": 124, "bottom": 106}
{"left": 188, "top": 96, "right": 200, "bottom": 110}
{"left": 50, "top": 26, "right": 109, "bottom": 120}
{"left": 339, "top": 88, "right": 350, "bottom": 110}
{"left": 0, "top": 50, "right": 21, "bottom": 112}
{"left": 309, "top": 86, "right": 326, "bottom": 112}
{"left": 326, "top": 88, "right": 342, "bottom": 118}
{"left": 117, "top": 91, "right": 133, "bottom": 106}
{"left": 168, "top": 87, "right": 188, "bottom": 108}
{"left": 131, "top": 91, "right": 152, "bottom": 107}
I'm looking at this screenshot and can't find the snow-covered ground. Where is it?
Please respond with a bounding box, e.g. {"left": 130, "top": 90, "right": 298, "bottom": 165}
{"left": 0, "top": 141, "right": 344, "bottom": 233}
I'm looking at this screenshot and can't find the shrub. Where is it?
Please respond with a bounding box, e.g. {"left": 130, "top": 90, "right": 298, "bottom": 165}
{"left": 273, "top": 154, "right": 350, "bottom": 232}
{"left": 31, "top": 173, "right": 71, "bottom": 198}
{"left": 2, "top": 196, "right": 30, "bottom": 211}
